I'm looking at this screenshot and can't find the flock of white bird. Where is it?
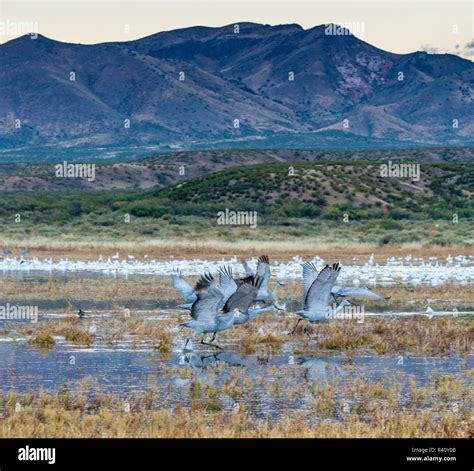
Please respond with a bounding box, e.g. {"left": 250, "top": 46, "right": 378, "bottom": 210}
{"left": 0, "top": 250, "right": 471, "bottom": 349}
{"left": 0, "top": 254, "right": 473, "bottom": 289}
{"left": 172, "top": 256, "right": 386, "bottom": 349}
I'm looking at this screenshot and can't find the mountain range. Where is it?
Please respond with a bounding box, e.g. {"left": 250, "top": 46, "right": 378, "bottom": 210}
{"left": 1, "top": 22, "right": 473, "bottom": 157}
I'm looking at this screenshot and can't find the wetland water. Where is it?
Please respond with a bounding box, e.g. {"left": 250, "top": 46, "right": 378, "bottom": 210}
{"left": 0, "top": 268, "right": 472, "bottom": 417}
{"left": 0, "top": 340, "right": 472, "bottom": 415}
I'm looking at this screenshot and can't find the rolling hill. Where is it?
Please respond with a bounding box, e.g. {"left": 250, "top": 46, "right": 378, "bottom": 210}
{"left": 0, "top": 147, "right": 472, "bottom": 191}
{"left": 0, "top": 158, "right": 471, "bottom": 244}
{"left": 1, "top": 160, "right": 472, "bottom": 222}
{"left": 151, "top": 161, "right": 474, "bottom": 220}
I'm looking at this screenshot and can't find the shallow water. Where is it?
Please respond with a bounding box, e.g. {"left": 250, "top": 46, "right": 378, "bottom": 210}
{"left": 0, "top": 340, "right": 471, "bottom": 415}
{"left": 0, "top": 271, "right": 175, "bottom": 313}
{"left": 0, "top": 268, "right": 472, "bottom": 417}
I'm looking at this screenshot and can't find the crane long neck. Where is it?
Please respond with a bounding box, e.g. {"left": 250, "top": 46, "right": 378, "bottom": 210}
{"left": 248, "top": 305, "right": 274, "bottom": 320}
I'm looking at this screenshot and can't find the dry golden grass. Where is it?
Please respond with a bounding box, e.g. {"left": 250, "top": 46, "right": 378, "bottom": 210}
{"left": 380, "top": 285, "right": 474, "bottom": 307}
{"left": 0, "top": 373, "right": 471, "bottom": 438}
{"left": 1, "top": 275, "right": 472, "bottom": 314}
{"left": 0, "top": 276, "right": 168, "bottom": 302}
{"left": 222, "top": 315, "right": 473, "bottom": 355}
{"left": 24, "top": 318, "right": 94, "bottom": 348}
{"left": 3, "top": 311, "right": 471, "bottom": 356}
{"left": 1, "top": 236, "right": 472, "bottom": 261}
{"left": 311, "top": 317, "right": 473, "bottom": 355}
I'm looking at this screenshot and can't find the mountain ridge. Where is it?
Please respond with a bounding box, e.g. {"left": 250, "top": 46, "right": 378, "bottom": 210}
{"left": 1, "top": 23, "right": 473, "bottom": 156}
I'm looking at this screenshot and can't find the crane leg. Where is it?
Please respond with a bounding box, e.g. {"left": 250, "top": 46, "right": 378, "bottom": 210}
{"left": 201, "top": 333, "right": 221, "bottom": 349}
{"left": 184, "top": 331, "right": 198, "bottom": 350}
{"left": 303, "top": 325, "right": 312, "bottom": 340}
{"left": 290, "top": 318, "right": 303, "bottom": 335}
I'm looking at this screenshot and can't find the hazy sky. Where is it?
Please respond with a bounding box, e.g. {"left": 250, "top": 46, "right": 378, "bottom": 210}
{"left": 1, "top": 0, "right": 473, "bottom": 59}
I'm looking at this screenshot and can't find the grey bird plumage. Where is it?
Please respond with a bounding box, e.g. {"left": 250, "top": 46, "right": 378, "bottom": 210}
{"left": 224, "top": 274, "right": 285, "bottom": 325}
{"left": 172, "top": 266, "right": 238, "bottom": 310}
{"left": 291, "top": 262, "right": 351, "bottom": 336}
{"left": 180, "top": 272, "right": 241, "bottom": 349}
{"left": 171, "top": 269, "right": 197, "bottom": 304}
{"left": 241, "top": 255, "right": 283, "bottom": 304}
{"left": 331, "top": 286, "right": 385, "bottom": 303}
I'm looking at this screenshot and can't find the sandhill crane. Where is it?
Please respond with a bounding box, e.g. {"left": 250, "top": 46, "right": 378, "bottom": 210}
{"left": 241, "top": 255, "right": 284, "bottom": 304}
{"left": 171, "top": 270, "right": 197, "bottom": 305}
{"left": 180, "top": 352, "right": 221, "bottom": 372}
{"left": 217, "top": 265, "right": 238, "bottom": 308}
{"left": 223, "top": 275, "right": 285, "bottom": 325}
{"left": 291, "top": 262, "right": 352, "bottom": 336}
{"left": 180, "top": 272, "right": 245, "bottom": 349}
{"left": 172, "top": 266, "right": 237, "bottom": 309}
{"left": 331, "top": 286, "right": 385, "bottom": 304}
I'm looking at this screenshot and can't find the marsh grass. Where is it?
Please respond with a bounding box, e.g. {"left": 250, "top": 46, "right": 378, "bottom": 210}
{"left": 289, "top": 317, "right": 473, "bottom": 355}
{"left": 153, "top": 331, "right": 173, "bottom": 354}
{"left": 24, "top": 318, "right": 94, "bottom": 348}
{"left": 27, "top": 333, "right": 55, "bottom": 349}
{"left": 0, "top": 371, "right": 471, "bottom": 438}
{"left": 0, "top": 236, "right": 472, "bottom": 262}
{"left": 2, "top": 311, "right": 472, "bottom": 356}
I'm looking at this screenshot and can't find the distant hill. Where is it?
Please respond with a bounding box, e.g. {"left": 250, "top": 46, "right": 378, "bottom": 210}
{"left": 1, "top": 23, "right": 473, "bottom": 159}
{"left": 1, "top": 160, "right": 471, "bottom": 224}
{"left": 0, "top": 147, "right": 472, "bottom": 191}
{"left": 150, "top": 161, "right": 473, "bottom": 221}
{"left": 0, "top": 159, "right": 471, "bottom": 244}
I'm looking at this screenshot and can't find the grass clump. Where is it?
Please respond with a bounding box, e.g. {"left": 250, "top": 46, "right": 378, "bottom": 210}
{"left": 28, "top": 333, "right": 55, "bottom": 349}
